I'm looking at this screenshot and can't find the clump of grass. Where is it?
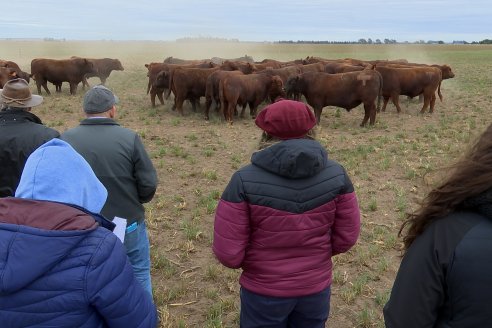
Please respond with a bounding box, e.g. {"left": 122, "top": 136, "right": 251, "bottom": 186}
{"left": 199, "top": 190, "right": 220, "bottom": 214}
{"left": 367, "top": 196, "right": 378, "bottom": 212}
{"left": 152, "top": 146, "right": 167, "bottom": 159}
{"left": 170, "top": 145, "right": 188, "bottom": 158}
{"left": 203, "top": 147, "right": 215, "bottom": 157}
{"left": 205, "top": 264, "right": 221, "bottom": 282}
{"left": 181, "top": 219, "right": 202, "bottom": 240}
{"left": 151, "top": 251, "right": 178, "bottom": 278}
{"left": 185, "top": 133, "right": 198, "bottom": 141}
{"left": 375, "top": 289, "right": 391, "bottom": 307}
{"left": 202, "top": 169, "right": 218, "bottom": 181}
{"left": 357, "top": 306, "right": 376, "bottom": 328}
{"left": 170, "top": 117, "right": 181, "bottom": 126}
{"left": 231, "top": 154, "right": 243, "bottom": 169}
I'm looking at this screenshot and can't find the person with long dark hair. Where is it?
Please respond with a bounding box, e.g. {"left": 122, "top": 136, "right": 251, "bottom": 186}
{"left": 384, "top": 123, "right": 492, "bottom": 327}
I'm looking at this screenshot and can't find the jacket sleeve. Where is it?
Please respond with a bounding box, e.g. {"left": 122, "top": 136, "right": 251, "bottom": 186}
{"left": 132, "top": 134, "right": 158, "bottom": 203}
{"left": 86, "top": 231, "right": 158, "bottom": 328}
{"left": 331, "top": 172, "right": 360, "bottom": 256}
{"left": 212, "top": 171, "right": 250, "bottom": 269}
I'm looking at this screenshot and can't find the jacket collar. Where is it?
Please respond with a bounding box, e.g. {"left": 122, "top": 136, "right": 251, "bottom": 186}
{"left": 79, "top": 117, "right": 119, "bottom": 126}
{"left": 0, "top": 109, "right": 43, "bottom": 124}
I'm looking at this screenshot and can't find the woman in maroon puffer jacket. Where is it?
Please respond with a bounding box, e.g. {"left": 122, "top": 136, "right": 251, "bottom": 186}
{"left": 213, "top": 99, "right": 360, "bottom": 328}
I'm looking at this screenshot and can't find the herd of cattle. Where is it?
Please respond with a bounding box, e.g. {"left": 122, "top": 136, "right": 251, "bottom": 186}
{"left": 0, "top": 54, "right": 455, "bottom": 127}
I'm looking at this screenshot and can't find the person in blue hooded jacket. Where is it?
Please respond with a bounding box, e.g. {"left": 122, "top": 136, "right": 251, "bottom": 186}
{"left": 0, "top": 139, "right": 157, "bottom": 328}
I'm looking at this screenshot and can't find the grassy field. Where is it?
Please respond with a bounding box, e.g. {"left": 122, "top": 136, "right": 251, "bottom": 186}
{"left": 2, "top": 41, "right": 492, "bottom": 327}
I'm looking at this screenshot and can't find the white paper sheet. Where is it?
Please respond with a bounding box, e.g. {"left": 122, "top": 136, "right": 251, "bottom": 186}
{"left": 113, "top": 216, "right": 127, "bottom": 243}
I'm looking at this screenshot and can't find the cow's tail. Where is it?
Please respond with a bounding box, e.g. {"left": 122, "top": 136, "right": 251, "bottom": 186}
{"left": 438, "top": 80, "right": 443, "bottom": 102}
{"left": 165, "top": 68, "right": 175, "bottom": 100}
{"left": 376, "top": 71, "right": 383, "bottom": 112}
{"left": 218, "top": 77, "right": 225, "bottom": 114}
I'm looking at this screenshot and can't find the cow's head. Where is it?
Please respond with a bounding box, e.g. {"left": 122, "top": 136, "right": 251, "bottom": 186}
{"left": 153, "top": 70, "right": 169, "bottom": 89}
{"left": 441, "top": 65, "right": 455, "bottom": 79}
{"left": 113, "top": 59, "right": 124, "bottom": 71}
{"left": 269, "top": 75, "right": 285, "bottom": 100}
{"left": 284, "top": 75, "right": 301, "bottom": 98}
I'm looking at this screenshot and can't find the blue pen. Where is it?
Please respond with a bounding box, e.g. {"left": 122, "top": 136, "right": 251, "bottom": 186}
{"left": 126, "top": 222, "right": 138, "bottom": 233}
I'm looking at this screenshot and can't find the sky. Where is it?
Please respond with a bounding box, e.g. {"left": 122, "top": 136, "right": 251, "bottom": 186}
{"left": 1, "top": 0, "right": 490, "bottom": 43}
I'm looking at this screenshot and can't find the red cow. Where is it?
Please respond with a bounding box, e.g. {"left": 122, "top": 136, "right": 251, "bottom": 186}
{"left": 0, "top": 60, "right": 30, "bottom": 83}
{"left": 378, "top": 62, "right": 455, "bottom": 102}
{"left": 145, "top": 62, "right": 168, "bottom": 107}
{"left": 375, "top": 66, "right": 443, "bottom": 113}
{"left": 166, "top": 67, "right": 220, "bottom": 115}
{"left": 30, "top": 58, "right": 95, "bottom": 95}
{"left": 324, "top": 62, "right": 367, "bottom": 74}
{"left": 284, "top": 70, "right": 383, "bottom": 126}
{"left": 298, "top": 62, "right": 326, "bottom": 73}
{"left": 219, "top": 73, "right": 285, "bottom": 123}
{"left": 203, "top": 61, "right": 258, "bottom": 118}
{"left": 75, "top": 57, "right": 124, "bottom": 88}
{"left": 145, "top": 61, "right": 216, "bottom": 107}
{"left": 0, "top": 67, "right": 17, "bottom": 88}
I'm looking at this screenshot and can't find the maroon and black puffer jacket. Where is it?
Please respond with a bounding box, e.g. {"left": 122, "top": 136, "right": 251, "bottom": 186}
{"left": 213, "top": 138, "right": 360, "bottom": 297}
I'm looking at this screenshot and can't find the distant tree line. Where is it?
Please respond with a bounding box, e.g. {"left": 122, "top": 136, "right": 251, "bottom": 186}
{"left": 176, "top": 37, "right": 240, "bottom": 43}
{"left": 277, "top": 38, "right": 492, "bottom": 45}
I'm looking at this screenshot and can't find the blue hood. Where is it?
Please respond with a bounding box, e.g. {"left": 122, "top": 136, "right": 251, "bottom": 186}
{"left": 251, "top": 139, "right": 328, "bottom": 179}
{"left": 15, "top": 139, "right": 107, "bottom": 213}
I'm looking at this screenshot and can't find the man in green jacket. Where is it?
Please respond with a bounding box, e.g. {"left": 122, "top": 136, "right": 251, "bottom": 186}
{"left": 62, "top": 85, "right": 158, "bottom": 296}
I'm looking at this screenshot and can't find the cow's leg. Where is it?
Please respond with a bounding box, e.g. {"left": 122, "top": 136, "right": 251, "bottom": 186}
{"left": 250, "top": 105, "right": 258, "bottom": 119}
{"left": 190, "top": 98, "right": 197, "bottom": 112}
{"left": 175, "top": 96, "right": 185, "bottom": 115}
{"left": 226, "top": 102, "right": 235, "bottom": 123}
{"left": 239, "top": 104, "right": 246, "bottom": 118}
{"left": 419, "top": 93, "right": 431, "bottom": 114}
{"left": 429, "top": 93, "right": 437, "bottom": 113}
{"left": 41, "top": 80, "right": 51, "bottom": 95}
{"left": 205, "top": 96, "right": 212, "bottom": 119}
{"left": 380, "top": 97, "right": 390, "bottom": 112}
{"left": 214, "top": 97, "right": 221, "bottom": 112}
{"left": 35, "top": 79, "right": 43, "bottom": 94}
{"left": 205, "top": 98, "right": 211, "bottom": 120}
{"left": 219, "top": 99, "right": 227, "bottom": 121}
{"left": 150, "top": 91, "right": 157, "bottom": 107}
{"left": 157, "top": 91, "right": 164, "bottom": 106}
{"left": 390, "top": 94, "right": 402, "bottom": 113}
{"left": 82, "top": 77, "right": 90, "bottom": 90}
{"left": 361, "top": 103, "right": 370, "bottom": 127}
{"left": 249, "top": 102, "right": 255, "bottom": 118}
{"left": 314, "top": 107, "right": 322, "bottom": 124}
{"left": 362, "top": 102, "right": 377, "bottom": 126}
{"left": 69, "top": 82, "right": 77, "bottom": 95}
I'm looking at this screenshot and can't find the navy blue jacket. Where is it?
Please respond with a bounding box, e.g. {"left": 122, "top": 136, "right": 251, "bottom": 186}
{"left": 384, "top": 206, "right": 492, "bottom": 327}
{"left": 0, "top": 198, "right": 157, "bottom": 328}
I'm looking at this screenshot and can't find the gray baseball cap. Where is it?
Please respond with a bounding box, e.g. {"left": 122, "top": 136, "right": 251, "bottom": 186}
{"left": 83, "top": 85, "right": 119, "bottom": 114}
